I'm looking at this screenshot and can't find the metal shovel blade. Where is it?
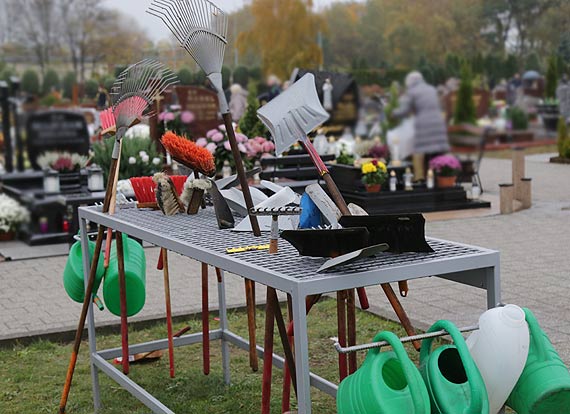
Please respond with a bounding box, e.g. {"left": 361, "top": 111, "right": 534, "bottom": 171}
{"left": 206, "top": 178, "right": 235, "bottom": 229}
{"left": 317, "top": 243, "right": 390, "bottom": 274}
{"left": 257, "top": 73, "right": 330, "bottom": 155}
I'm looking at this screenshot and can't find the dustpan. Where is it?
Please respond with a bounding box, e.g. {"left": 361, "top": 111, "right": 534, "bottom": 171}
{"left": 339, "top": 214, "right": 434, "bottom": 253}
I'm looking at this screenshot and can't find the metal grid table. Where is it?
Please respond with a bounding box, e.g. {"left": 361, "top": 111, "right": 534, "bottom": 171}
{"left": 78, "top": 204, "right": 501, "bottom": 414}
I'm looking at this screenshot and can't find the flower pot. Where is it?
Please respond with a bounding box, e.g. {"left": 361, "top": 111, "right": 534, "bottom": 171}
{"left": 0, "top": 231, "right": 15, "bottom": 241}
{"left": 436, "top": 176, "right": 457, "bottom": 188}
{"left": 366, "top": 184, "right": 382, "bottom": 193}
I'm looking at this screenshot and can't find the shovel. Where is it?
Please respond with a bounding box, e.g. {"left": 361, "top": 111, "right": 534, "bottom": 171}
{"left": 258, "top": 73, "right": 419, "bottom": 349}
{"left": 257, "top": 73, "right": 371, "bottom": 307}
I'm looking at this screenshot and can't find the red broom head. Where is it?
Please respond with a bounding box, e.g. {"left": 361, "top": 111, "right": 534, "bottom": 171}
{"left": 161, "top": 132, "right": 216, "bottom": 176}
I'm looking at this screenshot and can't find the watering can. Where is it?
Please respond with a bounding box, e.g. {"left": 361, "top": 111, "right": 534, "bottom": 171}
{"left": 420, "top": 320, "right": 489, "bottom": 414}
{"left": 63, "top": 238, "right": 105, "bottom": 303}
{"left": 103, "top": 234, "right": 146, "bottom": 317}
{"left": 337, "top": 331, "right": 430, "bottom": 414}
{"left": 506, "top": 308, "right": 570, "bottom": 414}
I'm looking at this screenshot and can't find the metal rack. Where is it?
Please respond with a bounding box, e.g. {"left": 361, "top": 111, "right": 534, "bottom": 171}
{"left": 78, "top": 204, "right": 500, "bottom": 414}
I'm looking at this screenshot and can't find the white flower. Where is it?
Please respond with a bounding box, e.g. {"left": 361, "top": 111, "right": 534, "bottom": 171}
{"left": 152, "top": 157, "right": 161, "bottom": 165}
{"left": 139, "top": 151, "right": 148, "bottom": 158}
{"left": 141, "top": 155, "right": 150, "bottom": 164}
{"left": 0, "top": 194, "right": 30, "bottom": 232}
{"left": 128, "top": 156, "right": 137, "bottom": 165}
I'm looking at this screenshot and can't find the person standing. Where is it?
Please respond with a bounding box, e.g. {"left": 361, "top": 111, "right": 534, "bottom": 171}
{"left": 392, "top": 71, "right": 449, "bottom": 180}
{"left": 96, "top": 84, "right": 110, "bottom": 110}
{"left": 229, "top": 83, "right": 248, "bottom": 122}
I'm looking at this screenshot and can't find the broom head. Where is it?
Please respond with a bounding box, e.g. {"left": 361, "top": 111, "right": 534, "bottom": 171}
{"left": 161, "top": 132, "right": 216, "bottom": 177}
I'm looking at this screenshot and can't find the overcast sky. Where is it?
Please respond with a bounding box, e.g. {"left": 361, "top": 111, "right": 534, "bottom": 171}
{"left": 106, "top": 0, "right": 363, "bottom": 41}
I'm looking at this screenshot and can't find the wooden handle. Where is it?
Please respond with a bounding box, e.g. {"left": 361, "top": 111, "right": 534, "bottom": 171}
{"left": 337, "top": 291, "right": 348, "bottom": 381}
{"left": 398, "top": 280, "right": 409, "bottom": 297}
{"left": 201, "top": 262, "right": 210, "bottom": 375}
{"left": 381, "top": 283, "right": 420, "bottom": 351}
{"left": 245, "top": 279, "right": 258, "bottom": 372}
{"left": 116, "top": 231, "right": 130, "bottom": 375}
{"left": 222, "top": 113, "right": 261, "bottom": 236}
{"left": 59, "top": 157, "right": 120, "bottom": 413}
{"left": 162, "top": 249, "right": 175, "bottom": 378}
{"left": 261, "top": 287, "right": 275, "bottom": 414}
{"left": 269, "top": 239, "right": 278, "bottom": 254}
{"left": 347, "top": 289, "right": 357, "bottom": 374}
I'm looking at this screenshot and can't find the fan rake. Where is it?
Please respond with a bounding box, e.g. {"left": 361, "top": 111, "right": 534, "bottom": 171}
{"left": 58, "top": 59, "right": 178, "bottom": 414}
{"left": 147, "top": 0, "right": 261, "bottom": 237}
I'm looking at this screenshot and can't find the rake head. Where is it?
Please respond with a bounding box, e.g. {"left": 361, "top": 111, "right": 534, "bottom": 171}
{"left": 147, "top": 0, "right": 229, "bottom": 111}
{"left": 257, "top": 73, "right": 330, "bottom": 156}
{"left": 110, "top": 58, "right": 178, "bottom": 137}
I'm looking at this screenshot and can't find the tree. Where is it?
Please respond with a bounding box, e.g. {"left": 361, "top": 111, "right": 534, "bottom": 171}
{"left": 62, "top": 71, "right": 76, "bottom": 99}
{"left": 7, "top": 0, "right": 58, "bottom": 75}
{"left": 84, "top": 79, "right": 98, "bottom": 99}
{"left": 454, "top": 63, "right": 477, "bottom": 124}
{"left": 239, "top": 82, "right": 267, "bottom": 138}
{"left": 22, "top": 69, "right": 40, "bottom": 95}
{"left": 233, "top": 66, "right": 249, "bottom": 87}
{"left": 177, "top": 68, "right": 193, "bottom": 86}
{"left": 238, "top": 0, "right": 325, "bottom": 79}
{"left": 59, "top": 0, "right": 106, "bottom": 83}
{"left": 42, "top": 68, "right": 60, "bottom": 95}
{"left": 545, "top": 55, "right": 558, "bottom": 99}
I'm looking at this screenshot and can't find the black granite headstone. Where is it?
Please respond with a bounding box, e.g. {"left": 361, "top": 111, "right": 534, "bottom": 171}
{"left": 26, "top": 110, "right": 89, "bottom": 170}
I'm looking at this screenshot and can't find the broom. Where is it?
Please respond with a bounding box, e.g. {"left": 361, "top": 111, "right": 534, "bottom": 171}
{"left": 130, "top": 175, "right": 187, "bottom": 209}
{"left": 59, "top": 59, "right": 178, "bottom": 414}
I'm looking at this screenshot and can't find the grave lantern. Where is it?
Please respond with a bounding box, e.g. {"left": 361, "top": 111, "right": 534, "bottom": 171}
{"left": 43, "top": 169, "right": 60, "bottom": 194}
{"left": 87, "top": 165, "right": 104, "bottom": 192}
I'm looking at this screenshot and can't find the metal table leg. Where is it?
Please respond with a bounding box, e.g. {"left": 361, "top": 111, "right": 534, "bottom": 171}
{"left": 216, "top": 268, "right": 231, "bottom": 385}
{"left": 292, "top": 288, "right": 312, "bottom": 414}
{"left": 81, "top": 218, "right": 101, "bottom": 412}
{"left": 486, "top": 262, "right": 501, "bottom": 309}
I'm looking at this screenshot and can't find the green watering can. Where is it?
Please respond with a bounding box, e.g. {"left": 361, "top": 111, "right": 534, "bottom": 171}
{"left": 506, "top": 308, "right": 570, "bottom": 414}
{"left": 103, "top": 234, "right": 146, "bottom": 317}
{"left": 337, "top": 331, "right": 431, "bottom": 414}
{"left": 63, "top": 239, "right": 105, "bottom": 303}
{"left": 420, "top": 320, "right": 489, "bottom": 414}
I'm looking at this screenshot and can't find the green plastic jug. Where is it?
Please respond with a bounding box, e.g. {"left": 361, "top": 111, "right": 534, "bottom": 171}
{"left": 506, "top": 308, "right": 570, "bottom": 414}
{"left": 420, "top": 320, "right": 489, "bottom": 414}
{"left": 337, "top": 331, "right": 431, "bottom": 414}
{"left": 63, "top": 239, "right": 105, "bottom": 303}
{"left": 103, "top": 234, "right": 146, "bottom": 317}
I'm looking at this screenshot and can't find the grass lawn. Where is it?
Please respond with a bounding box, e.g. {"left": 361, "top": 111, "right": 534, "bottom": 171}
{"left": 0, "top": 299, "right": 424, "bottom": 414}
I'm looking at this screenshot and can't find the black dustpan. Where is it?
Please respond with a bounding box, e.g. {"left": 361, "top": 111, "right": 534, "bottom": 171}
{"left": 280, "top": 228, "right": 370, "bottom": 258}
{"left": 339, "top": 214, "right": 433, "bottom": 253}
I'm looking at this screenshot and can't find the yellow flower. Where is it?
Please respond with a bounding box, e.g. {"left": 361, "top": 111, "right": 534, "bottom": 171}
{"left": 361, "top": 162, "right": 377, "bottom": 174}
{"left": 377, "top": 162, "right": 387, "bottom": 173}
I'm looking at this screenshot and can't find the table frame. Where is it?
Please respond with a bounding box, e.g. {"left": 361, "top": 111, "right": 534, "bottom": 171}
{"left": 78, "top": 205, "right": 501, "bottom": 414}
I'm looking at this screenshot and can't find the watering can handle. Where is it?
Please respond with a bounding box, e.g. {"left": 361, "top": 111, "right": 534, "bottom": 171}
{"left": 523, "top": 308, "right": 549, "bottom": 362}
{"left": 419, "top": 320, "right": 485, "bottom": 414}
{"left": 370, "top": 331, "right": 427, "bottom": 412}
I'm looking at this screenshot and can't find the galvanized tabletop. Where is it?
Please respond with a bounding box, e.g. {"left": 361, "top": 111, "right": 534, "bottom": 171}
{"left": 78, "top": 204, "right": 501, "bottom": 414}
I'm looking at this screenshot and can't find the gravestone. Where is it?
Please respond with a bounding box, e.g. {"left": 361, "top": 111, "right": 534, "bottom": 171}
{"left": 445, "top": 88, "right": 491, "bottom": 122}
{"left": 26, "top": 110, "right": 89, "bottom": 170}
{"left": 175, "top": 86, "right": 220, "bottom": 138}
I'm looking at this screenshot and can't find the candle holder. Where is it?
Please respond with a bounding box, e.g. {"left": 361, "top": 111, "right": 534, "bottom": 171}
{"left": 43, "top": 169, "right": 60, "bottom": 194}
{"left": 87, "top": 165, "right": 105, "bottom": 192}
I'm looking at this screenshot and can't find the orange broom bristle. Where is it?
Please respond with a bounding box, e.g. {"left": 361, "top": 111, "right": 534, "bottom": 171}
{"left": 130, "top": 175, "right": 186, "bottom": 204}
{"left": 161, "top": 132, "right": 216, "bottom": 176}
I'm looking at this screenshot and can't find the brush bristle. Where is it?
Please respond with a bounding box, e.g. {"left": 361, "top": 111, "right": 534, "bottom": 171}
{"left": 161, "top": 132, "right": 216, "bottom": 176}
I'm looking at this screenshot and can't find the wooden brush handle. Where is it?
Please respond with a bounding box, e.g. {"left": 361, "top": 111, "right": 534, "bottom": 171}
{"left": 222, "top": 112, "right": 261, "bottom": 237}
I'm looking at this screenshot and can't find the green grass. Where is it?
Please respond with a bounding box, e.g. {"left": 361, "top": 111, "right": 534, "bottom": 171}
{"left": 0, "top": 299, "right": 422, "bottom": 414}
